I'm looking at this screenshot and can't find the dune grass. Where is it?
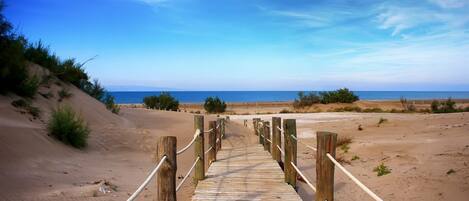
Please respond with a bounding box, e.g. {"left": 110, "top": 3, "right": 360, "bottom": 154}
{"left": 48, "top": 106, "right": 89, "bottom": 148}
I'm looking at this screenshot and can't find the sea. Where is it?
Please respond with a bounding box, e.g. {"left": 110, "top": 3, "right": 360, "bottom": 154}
{"left": 108, "top": 91, "right": 469, "bottom": 104}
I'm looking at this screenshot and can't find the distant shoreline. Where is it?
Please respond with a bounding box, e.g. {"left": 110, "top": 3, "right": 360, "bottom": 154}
{"left": 109, "top": 91, "right": 469, "bottom": 104}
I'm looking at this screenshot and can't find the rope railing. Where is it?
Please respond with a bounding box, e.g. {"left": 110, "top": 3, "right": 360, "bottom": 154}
{"left": 326, "top": 153, "right": 384, "bottom": 201}
{"left": 203, "top": 128, "right": 214, "bottom": 133}
{"left": 176, "top": 157, "right": 200, "bottom": 191}
{"left": 290, "top": 162, "right": 316, "bottom": 192}
{"left": 204, "top": 146, "right": 213, "bottom": 155}
{"left": 252, "top": 117, "right": 384, "bottom": 201}
{"left": 290, "top": 135, "right": 317, "bottom": 151}
{"left": 277, "top": 145, "right": 285, "bottom": 156}
{"left": 176, "top": 129, "right": 200, "bottom": 155}
{"left": 127, "top": 155, "right": 167, "bottom": 201}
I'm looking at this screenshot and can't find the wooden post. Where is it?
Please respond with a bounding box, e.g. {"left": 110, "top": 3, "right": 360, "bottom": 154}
{"left": 283, "top": 119, "right": 297, "bottom": 189}
{"left": 208, "top": 121, "right": 217, "bottom": 164}
{"left": 271, "top": 117, "right": 281, "bottom": 163}
{"left": 259, "top": 121, "right": 264, "bottom": 145}
{"left": 194, "top": 115, "right": 204, "bottom": 184}
{"left": 316, "top": 131, "right": 337, "bottom": 201}
{"left": 263, "top": 121, "right": 271, "bottom": 153}
{"left": 253, "top": 118, "right": 260, "bottom": 136}
{"left": 156, "top": 136, "right": 177, "bottom": 201}
{"left": 216, "top": 119, "right": 222, "bottom": 151}
{"left": 221, "top": 119, "right": 226, "bottom": 139}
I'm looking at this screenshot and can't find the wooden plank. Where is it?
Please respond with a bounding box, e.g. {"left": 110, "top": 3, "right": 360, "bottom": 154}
{"left": 192, "top": 128, "right": 301, "bottom": 201}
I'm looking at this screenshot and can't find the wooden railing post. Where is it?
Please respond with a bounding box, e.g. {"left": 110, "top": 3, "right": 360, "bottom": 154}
{"left": 194, "top": 115, "right": 204, "bottom": 184}
{"left": 208, "top": 121, "right": 217, "bottom": 163}
{"left": 253, "top": 118, "right": 260, "bottom": 136}
{"left": 284, "top": 119, "right": 297, "bottom": 189}
{"left": 259, "top": 121, "right": 264, "bottom": 145}
{"left": 316, "top": 131, "right": 337, "bottom": 201}
{"left": 216, "top": 118, "right": 222, "bottom": 151}
{"left": 263, "top": 121, "right": 271, "bottom": 153}
{"left": 156, "top": 136, "right": 177, "bottom": 201}
{"left": 271, "top": 117, "right": 281, "bottom": 163}
{"left": 221, "top": 119, "right": 226, "bottom": 139}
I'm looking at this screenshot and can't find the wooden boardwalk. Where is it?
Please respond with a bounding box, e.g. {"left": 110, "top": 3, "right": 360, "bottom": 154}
{"left": 192, "top": 123, "right": 301, "bottom": 201}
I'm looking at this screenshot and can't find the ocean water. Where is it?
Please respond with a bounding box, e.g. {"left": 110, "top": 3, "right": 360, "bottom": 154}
{"left": 108, "top": 91, "right": 469, "bottom": 104}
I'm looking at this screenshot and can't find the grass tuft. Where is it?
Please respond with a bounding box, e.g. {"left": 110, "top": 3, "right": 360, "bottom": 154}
{"left": 47, "top": 106, "right": 89, "bottom": 148}
{"left": 373, "top": 163, "right": 391, "bottom": 176}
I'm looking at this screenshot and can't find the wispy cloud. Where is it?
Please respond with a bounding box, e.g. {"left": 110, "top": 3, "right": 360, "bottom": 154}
{"left": 428, "top": 0, "right": 469, "bottom": 8}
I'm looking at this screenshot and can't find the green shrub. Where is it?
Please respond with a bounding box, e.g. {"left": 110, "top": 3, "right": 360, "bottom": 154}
{"left": 82, "top": 79, "right": 105, "bottom": 101}
{"left": 337, "top": 136, "right": 352, "bottom": 153}
{"left": 373, "top": 163, "right": 391, "bottom": 176}
{"left": 16, "top": 76, "right": 40, "bottom": 98}
{"left": 431, "top": 98, "right": 459, "bottom": 113}
{"left": 56, "top": 58, "right": 89, "bottom": 87}
{"left": 204, "top": 96, "right": 227, "bottom": 113}
{"left": 320, "top": 88, "right": 359, "bottom": 104}
{"left": 48, "top": 106, "right": 89, "bottom": 148}
{"left": 0, "top": 3, "right": 30, "bottom": 96}
{"left": 24, "top": 41, "right": 61, "bottom": 73}
{"left": 333, "top": 106, "right": 362, "bottom": 112}
{"left": 279, "top": 109, "right": 292, "bottom": 113}
{"left": 143, "top": 92, "right": 179, "bottom": 111}
{"left": 293, "top": 92, "right": 320, "bottom": 108}
{"left": 58, "top": 88, "right": 72, "bottom": 101}
{"left": 103, "top": 94, "right": 120, "bottom": 114}
{"left": 465, "top": 106, "right": 469, "bottom": 112}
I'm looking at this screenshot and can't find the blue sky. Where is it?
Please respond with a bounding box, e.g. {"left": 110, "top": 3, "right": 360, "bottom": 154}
{"left": 4, "top": 0, "right": 469, "bottom": 91}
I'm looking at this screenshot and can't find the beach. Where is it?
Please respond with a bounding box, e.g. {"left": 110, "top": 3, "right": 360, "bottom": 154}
{"left": 2, "top": 84, "right": 469, "bottom": 200}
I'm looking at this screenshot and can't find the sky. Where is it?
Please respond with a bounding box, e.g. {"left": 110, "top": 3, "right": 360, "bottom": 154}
{"left": 4, "top": 0, "right": 469, "bottom": 91}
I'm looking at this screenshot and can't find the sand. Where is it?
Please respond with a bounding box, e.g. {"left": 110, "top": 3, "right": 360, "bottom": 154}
{"left": 1, "top": 65, "right": 468, "bottom": 200}
{"left": 231, "top": 112, "right": 469, "bottom": 201}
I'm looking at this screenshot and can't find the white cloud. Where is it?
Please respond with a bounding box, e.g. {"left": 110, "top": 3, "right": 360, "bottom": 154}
{"left": 428, "top": 0, "right": 469, "bottom": 8}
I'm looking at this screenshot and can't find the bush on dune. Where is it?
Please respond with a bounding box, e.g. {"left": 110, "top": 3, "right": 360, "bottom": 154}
{"left": 103, "top": 94, "right": 120, "bottom": 114}
{"left": 204, "top": 96, "right": 227, "bottom": 113}
{"left": 293, "top": 91, "right": 320, "bottom": 109}
{"left": 431, "top": 98, "right": 460, "bottom": 113}
{"left": 320, "top": 88, "right": 359, "bottom": 104}
{"left": 48, "top": 106, "right": 89, "bottom": 148}
{"left": 143, "top": 92, "right": 179, "bottom": 111}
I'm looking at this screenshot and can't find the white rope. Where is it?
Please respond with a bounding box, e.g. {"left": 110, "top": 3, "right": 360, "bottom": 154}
{"left": 326, "top": 153, "right": 384, "bottom": 201}
{"left": 265, "top": 138, "right": 272, "bottom": 143}
{"left": 216, "top": 138, "right": 220, "bottom": 143}
{"left": 204, "top": 128, "right": 214, "bottom": 133}
{"left": 290, "top": 135, "right": 317, "bottom": 151}
{"left": 176, "top": 130, "right": 200, "bottom": 155}
{"left": 290, "top": 162, "right": 316, "bottom": 192}
{"left": 176, "top": 157, "right": 200, "bottom": 191}
{"left": 127, "top": 155, "right": 167, "bottom": 201}
{"left": 277, "top": 145, "right": 285, "bottom": 156}
{"left": 277, "top": 126, "right": 284, "bottom": 132}
{"left": 204, "top": 146, "right": 213, "bottom": 155}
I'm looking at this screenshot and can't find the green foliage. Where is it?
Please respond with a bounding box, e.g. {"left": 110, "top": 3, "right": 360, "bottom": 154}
{"left": 431, "top": 98, "right": 459, "bottom": 113}
{"left": 351, "top": 155, "right": 360, "bottom": 161}
{"left": 24, "top": 41, "right": 61, "bottom": 73}
{"left": 82, "top": 79, "right": 105, "bottom": 100}
{"left": 48, "top": 106, "right": 89, "bottom": 148}
{"left": 204, "top": 96, "right": 227, "bottom": 113}
{"left": 58, "top": 88, "right": 72, "bottom": 101}
{"left": 279, "top": 109, "right": 292, "bottom": 113}
{"left": 465, "top": 106, "right": 469, "bottom": 112}
{"left": 373, "top": 163, "right": 391, "bottom": 176}
{"left": 0, "top": 3, "right": 33, "bottom": 97}
{"left": 362, "top": 108, "right": 384, "bottom": 113}
{"left": 143, "top": 92, "right": 179, "bottom": 111}
{"left": 337, "top": 136, "right": 352, "bottom": 153}
{"left": 57, "top": 58, "right": 89, "bottom": 87}
{"left": 103, "top": 94, "right": 120, "bottom": 114}
{"left": 16, "top": 76, "right": 40, "bottom": 98}
{"left": 320, "top": 88, "right": 359, "bottom": 104}
{"left": 11, "top": 99, "right": 40, "bottom": 118}
{"left": 293, "top": 91, "right": 320, "bottom": 108}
